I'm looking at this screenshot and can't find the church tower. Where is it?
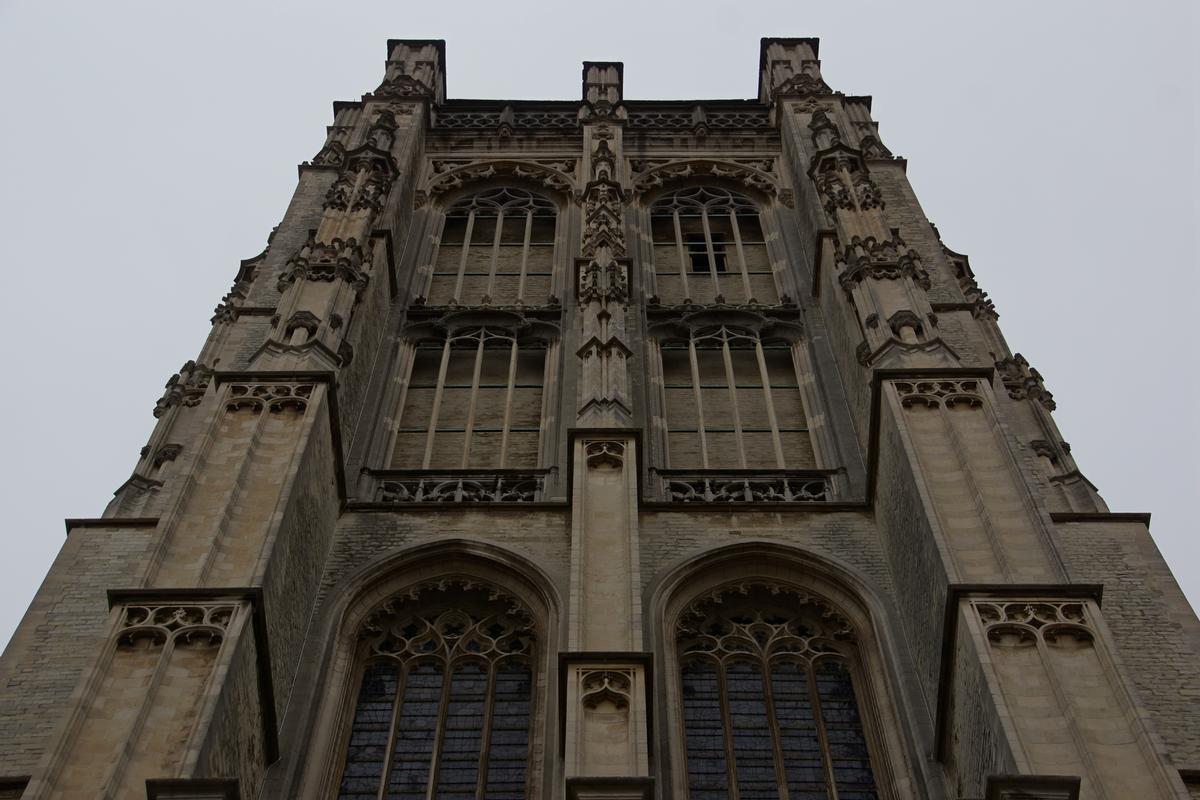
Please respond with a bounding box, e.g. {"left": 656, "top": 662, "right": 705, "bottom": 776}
{"left": 1, "top": 38, "right": 1196, "bottom": 800}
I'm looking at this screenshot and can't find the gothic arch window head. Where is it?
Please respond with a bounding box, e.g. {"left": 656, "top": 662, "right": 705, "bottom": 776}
{"left": 335, "top": 579, "right": 536, "bottom": 800}
{"left": 675, "top": 582, "right": 880, "bottom": 799}
{"left": 649, "top": 186, "right": 776, "bottom": 306}
{"left": 427, "top": 186, "right": 558, "bottom": 307}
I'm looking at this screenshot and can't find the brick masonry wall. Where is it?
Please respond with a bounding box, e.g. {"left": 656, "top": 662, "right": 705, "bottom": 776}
{"left": 259, "top": 395, "right": 341, "bottom": 722}
{"left": 318, "top": 509, "right": 573, "bottom": 607}
{"left": 199, "top": 620, "right": 266, "bottom": 798}
{"left": 0, "top": 526, "right": 154, "bottom": 776}
{"left": 1055, "top": 520, "right": 1200, "bottom": 768}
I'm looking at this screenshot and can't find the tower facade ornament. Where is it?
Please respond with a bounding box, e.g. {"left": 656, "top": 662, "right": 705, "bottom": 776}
{"left": 1, "top": 36, "right": 1192, "bottom": 800}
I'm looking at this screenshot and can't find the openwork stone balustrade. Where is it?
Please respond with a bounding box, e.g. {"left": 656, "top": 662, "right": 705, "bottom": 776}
{"left": 658, "top": 469, "right": 833, "bottom": 503}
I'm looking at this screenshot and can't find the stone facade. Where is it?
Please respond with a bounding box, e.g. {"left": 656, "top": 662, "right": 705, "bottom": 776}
{"left": 0, "top": 37, "right": 1196, "bottom": 800}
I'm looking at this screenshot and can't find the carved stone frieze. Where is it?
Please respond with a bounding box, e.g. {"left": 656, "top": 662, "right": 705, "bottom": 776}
{"left": 630, "top": 157, "right": 789, "bottom": 204}
{"left": 311, "top": 140, "right": 345, "bottom": 167}
{"left": 810, "top": 150, "right": 885, "bottom": 215}
{"left": 277, "top": 235, "right": 369, "bottom": 295}
{"left": 893, "top": 379, "right": 984, "bottom": 408}
{"left": 836, "top": 232, "right": 929, "bottom": 293}
{"left": 117, "top": 604, "right": 234, "bottom": 649}
{"left": 973, "top": 600, "right": 1094, "bottom": 648}
{"left": 153, "top": 360, "right": 212, "bottom": 417}
{"left": 995, "top": 354, "right": 1056, "bottom": 410}
{"left": 323, "top": 149, "right": 397, "bottom": 213}
{"left": 677, "top": 580, "right": 855, "bottom": 650}
{"left": 359, "top": 577, "right": 534, "bottom": 658}
{"left": 418, "top": 159, "right": 575, "bottom": 205}
{"left": 585, "top": 440, "right": 625, "bottom": 469}
{"left": 225, "top": 383, "right": 314, "bottom": 414}
{"left": 376, "top": 473, "right": 545, "bottom": 503}
{"left": 662, "top": 473, "right": 829, "bottom": 503}
{"left": 150, "top": 443, "right": 182, "bottom": 469}
{"left": 580, "top": 670, "right": 633, "bottom": 709}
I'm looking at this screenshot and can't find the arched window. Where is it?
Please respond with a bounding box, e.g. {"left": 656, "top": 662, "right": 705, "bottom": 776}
{"left": 335, "top": 580, "right": 536, "bottom": 800}
{"left": 657, "top": 322, "right": 812, "bottom": 470}
{"left": 676, "top": 583, "right": 880, "bottom": 799}
{"left": 389, "top": 315, "right": 555, "bottom": 471}
{"left": 650, "top": 187, "right": 776, "bottom": 305}
{"left": 427, "top": 187, "right": 558, "bottom": 306}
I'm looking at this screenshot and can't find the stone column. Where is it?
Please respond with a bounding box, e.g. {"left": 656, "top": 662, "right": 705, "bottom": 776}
{"left": 562, "top": 62, "right": 653, "bottom": 800}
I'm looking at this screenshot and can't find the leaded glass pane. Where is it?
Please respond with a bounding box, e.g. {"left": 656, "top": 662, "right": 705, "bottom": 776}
{"left": 814, "top": 660, "right": 879, "bottom": 800}
{"left": 434, "top": 662, "right": 489, "bottom": 798}
{"left": 771, "top": 661, "right": 828, "bottom": 800}
{"left": 681, "top": 659, "right": 729, "bottom": 799}
{"left": 484, "top": 660, "right": 532, "bottom": 799}
{"left": 337, "top": 662, "right": 399, "bottom": 799}
{"left": 338, "top": 581, "right": 536, "bottom": 800}
{"left": 385, "top": 662, "right": 443, "bottom": 799}
{"left": 677, "top": 584, "right": 881, "bottom": 800}
{"left": 726, "top": 661, "right": 778, "bottom": 799}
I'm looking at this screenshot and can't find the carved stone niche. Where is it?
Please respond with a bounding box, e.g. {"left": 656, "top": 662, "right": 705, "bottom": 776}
{"left": 984, "top": 774, "right": 1081, "bottom": 800}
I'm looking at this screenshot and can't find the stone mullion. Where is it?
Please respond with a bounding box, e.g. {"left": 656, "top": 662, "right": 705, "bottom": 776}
{"left": 758, "top": 657, "right": 793, "bottom": 800}
{"left": 426, "top": 661, "right": 456, "bottom": 800}
{"left": 753, "top": 337, "right": 787, "bottom": 468}
{"left": 459, "top": 332, "right": 488, "bottom": 468}
{"left": 646, "top": 338, "right": 671, "bottom": 472}
{"left": 719, "top": 335, "right": 749, "bottom": 468}
{"left": 472, "top": 662, "right": 500, "bottom": 800}
{"left": 730, "top": 209, "right": 754, "bottom": 302}
{"left": 701, "top": 208, "right": 723, "bottom": 300}
{"left": 536, "top": 339, "right": 559, "bottom": 474}
{"left": 497, "top": 338, "right": 519, "bottom": 468}
{"left": 687, "top": 338, "right": 711, "bottom": 468}
{"left": 421, "top": 339, "right": 454, "bottom": 470}
{"left": 374, "top": 659, "right": 409, "bottom": 800}
{"left": 453, "top": 210, "right": 476, "bottom": 303}
{"left": 378, "top": 337, "right": 418, "bottom": 476}
{"left": 672, "top": 209, "right": 692, "bottom": 301}
{"left": 715, "top": 659, "right": 743, "bottom": 800}
{"left": 806, "top": 660, "right": 843, "bottom": 800}
{"left": 485, "top": 210, "right": 505, "bottom": 299}
{"left": 516, "top": 210, "right": 533, "bottom": 302}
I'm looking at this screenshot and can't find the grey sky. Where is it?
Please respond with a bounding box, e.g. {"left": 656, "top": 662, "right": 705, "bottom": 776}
{"left": 0, "top": 0, "right": 1196, "bottom": 649}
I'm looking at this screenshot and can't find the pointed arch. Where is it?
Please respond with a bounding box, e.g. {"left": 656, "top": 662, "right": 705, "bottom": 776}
{"left": 294, "top": 539, "right": 562, "bottom": 800}
{"left": 646, "top": 541, "right": 922, "bottom": 800}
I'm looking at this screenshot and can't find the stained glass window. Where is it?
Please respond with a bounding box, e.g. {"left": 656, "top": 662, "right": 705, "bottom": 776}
{"left": 676, "top": 584, "right": 880, "bottom": 800}
{"left": 336, "top": 581, "right": 535, "bottom": 800}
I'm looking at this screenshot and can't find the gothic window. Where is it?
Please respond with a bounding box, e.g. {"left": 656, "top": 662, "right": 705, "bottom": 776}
{"left": 389, "top": 324, "right": 548, "bottom": 470}
{"left": 427, "top": 187, "right": 558, "bottom": 306}
{"left": 676, "top": 584, "right": 880, "bottom": 800}
{"left": 651, "top": 187, "right": 775, "bottom": 305}
{"left": 659, "top": 325, "right": 813, "bottom": 469}
{"left": 336, "top": 581, "right": 536, "bottom": 800}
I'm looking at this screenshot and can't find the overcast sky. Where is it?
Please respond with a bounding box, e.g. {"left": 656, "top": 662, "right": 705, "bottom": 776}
{"left": 0, "top": 1, "right": 1196, "bottom": 649}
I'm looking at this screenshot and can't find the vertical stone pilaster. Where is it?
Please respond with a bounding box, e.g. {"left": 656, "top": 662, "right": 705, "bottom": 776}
{"left": 562, "top": 62, "right": 652, "bottom": 799}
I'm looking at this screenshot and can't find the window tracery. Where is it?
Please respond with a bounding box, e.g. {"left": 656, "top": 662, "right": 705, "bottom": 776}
{"left": 336, "top": 581, "right": 536, "bottom": 800}
{"left": 655, "top": 321, "right": 812, "bottom": 471}
{"left": 676, "top": 583, "right": 880, "bottom": 800}
{"left": 389, "top": 321, "right": 551, "bottom": 470}
{"left": 650, "top": 187, "right": 776, "bottom": 305}
{"left": 426, "top": 187, "right": 558, "bottom": 307}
